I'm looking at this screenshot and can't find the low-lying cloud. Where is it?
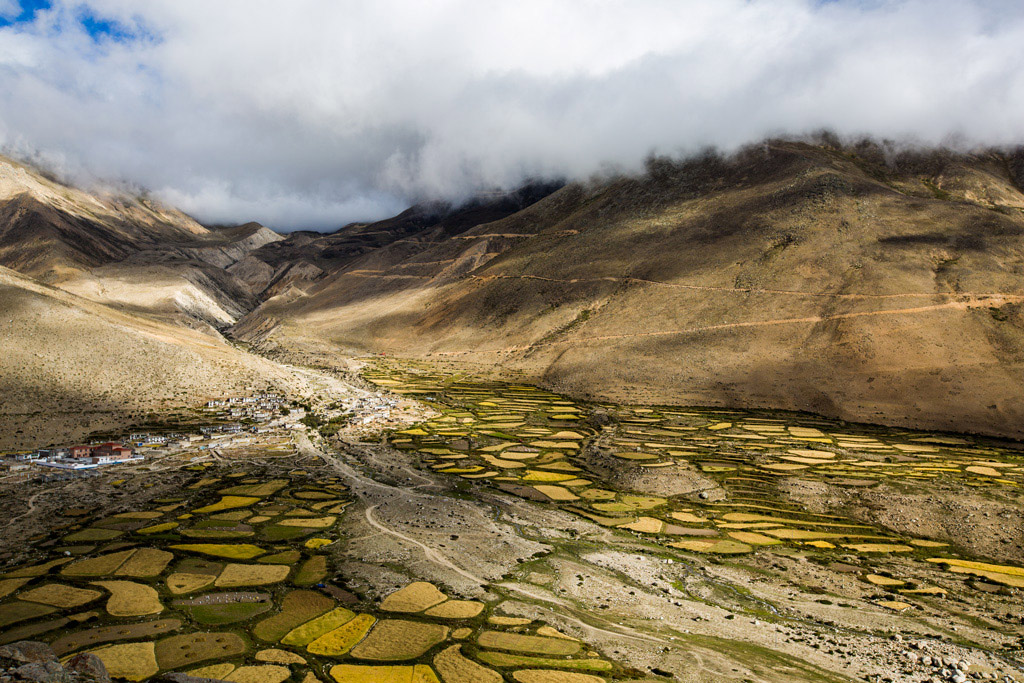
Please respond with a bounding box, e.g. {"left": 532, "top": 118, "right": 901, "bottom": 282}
{"left": 1, "top": 0, "right": 1023, "bottom": 230}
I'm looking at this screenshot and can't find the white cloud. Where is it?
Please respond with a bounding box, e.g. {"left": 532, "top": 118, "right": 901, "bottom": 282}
{"left": 0, "top": 0, "right": 1023, "bottom": 229}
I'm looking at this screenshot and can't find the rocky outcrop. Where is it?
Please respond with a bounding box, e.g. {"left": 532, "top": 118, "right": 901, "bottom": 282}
{"left": 0, "top": 642, "right": 109, "bottom": 683}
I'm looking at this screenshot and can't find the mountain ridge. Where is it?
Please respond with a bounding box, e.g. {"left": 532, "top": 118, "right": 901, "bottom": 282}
{"left": 234, "top": 139, "right": 1024, "bottom": 438}
{"left": 4, "top": 139, "right": 1024, "bottom": 443}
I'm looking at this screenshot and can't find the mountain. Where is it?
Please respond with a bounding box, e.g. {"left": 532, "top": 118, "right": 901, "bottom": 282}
{"left": 4, "top": 140, "right": 1024, "bottom": 442}
{"left": 0, "top": 264, "right": 299, "bottom": 450}
{"left": 0, "top": 154, "right": 287, "bottom": 329}
{"left": 235, "top": 140, "right": 1024, "bottom": 439}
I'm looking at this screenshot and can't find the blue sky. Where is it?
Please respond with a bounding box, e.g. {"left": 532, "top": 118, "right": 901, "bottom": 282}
{"left": 0, "top": 0, "right": 50, "bottom": 25}
{"left": 1, "top": 0, "right": 136, "bottom": 41}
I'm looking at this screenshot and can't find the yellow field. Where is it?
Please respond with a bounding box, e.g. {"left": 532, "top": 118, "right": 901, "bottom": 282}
{"left": 512, "top": 671, "right": 605, "bottom": 683}
{"left": 329, "top": 664, "right": 440, "bottom": 683}
{"left": 194, "top": 495, "right": 261, "bottom": 513}
{"left": 19, "top": 583, "right": 101, "bottom": 608}
{"left": 617, "top": 517, "right": 664, "bottom": 534}
{"left": 865, "top": 574, "right": 904, "bottom": 587}
{"left": 433, "top": 645, "right": 502, "bottom": 683}
{"left": 380, "top": 582, "right": 448, "bottom": 613}
{"left": 277, "top": 516, "right": 337, "bottom": 528}
{"left": 170, "top": 543, "right": 266, "bottom": 560}
{"left": 0, "top": 577, "right": 29, "bottom": 598}
{"left": 116, "top": 548, "right": 174, "bottom": 577}
{"left": 476, "top": 631, "right": 580, "bottom": 656}
{"left": 62, "top": 549, "right": 136, "bottom": 577}
{"left": 350, "top": 619, "right": 449, "bottom": 660}
{"left": 223, "top": 665, "right": 291, "bottom": 683}
{"left": 532, "top": 485, "right": 579, "bottom": 501}
{"left": 842, "top": 544, "right": 913, "bottom": 553}
{"left": 166, "top": 572, "right": 215, "bottom": 594}
{"left": 307, "top": 613, "right": 377, "bottom": 656}
{"left": 92, "top": 580, "right": 163, "bottom": 616}
{"left": 188, "top": 663, "right": 236, "bottom": 679}
{"left": 668, "top": 539, "right": 752, "bottom": 555}
{"left": 281, "top": 607, "right": 357, "bottom": 646}
{"left": 88, "top": 642, "right": 159, "bottom": 681}
{"left": 215, "top": 563, "right": 290, "bottom": 587}
{"left": 926, "top": 558, "right": 1024, "bottom": 577}
{"left": 254, "top": 649, "right": 306, "bottom": 664}
{"left": 423, "top": 600, "right": 484, "bottom": 619}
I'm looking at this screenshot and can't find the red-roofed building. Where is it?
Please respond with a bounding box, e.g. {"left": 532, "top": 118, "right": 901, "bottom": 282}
{"left": 92, "top": 442, "right": 134, "bottom": 460}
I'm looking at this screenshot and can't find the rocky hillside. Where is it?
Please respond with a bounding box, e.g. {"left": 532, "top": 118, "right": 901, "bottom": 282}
{"left": 236, "top": 140, "right": 1024, "bottom": 439}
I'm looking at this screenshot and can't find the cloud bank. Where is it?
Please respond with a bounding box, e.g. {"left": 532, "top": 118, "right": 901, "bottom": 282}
{"left": 1, "top": 0, "right": 1023, "bottom": 229}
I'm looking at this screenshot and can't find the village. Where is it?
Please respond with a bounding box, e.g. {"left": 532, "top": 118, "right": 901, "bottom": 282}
{"left": 0, "top": 388, "right": 414, "bottom": 481}
{"left": 0, "top": 392, "right": 289, "bottom": 477}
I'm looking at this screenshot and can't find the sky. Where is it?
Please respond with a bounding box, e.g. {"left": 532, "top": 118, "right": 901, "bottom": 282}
{"left": 1, "top": 1, "right": 1023, "bottom": 230}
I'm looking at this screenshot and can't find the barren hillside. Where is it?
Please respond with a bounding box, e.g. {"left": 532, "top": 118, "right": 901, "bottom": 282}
{"left": 236, "top": 140, "right": 1024, "bottom": 438}
{"left": 0, "top": 265, "right": 300, "bottom": 450}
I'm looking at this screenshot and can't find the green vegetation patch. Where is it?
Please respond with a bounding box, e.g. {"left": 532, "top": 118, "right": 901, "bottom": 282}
{"left": 63, "top": 528, "right": 123, "bottom": 543}
{"left": 155, "top": 632, "right": 248, "bottom": 670}
{"left": 0, "top": 600, "right": 58, "bottom": 628}
{"left": 293, "top": 555, "right": 329, "bottom": 586}
{"left": 184, "top": 601, "right": 273, "bottom": 625}
{"left": 477, "top": 651, "right": 612, "bottom": 671}
{"left": 51, "top": 619, "right": 182, "bottom": 656}
{"left": 253, "top": 589, "right": 334, "bottom": 642}
{"left": 476, "top": 631, "right": 581, "bottom": 656}
{"left": 258, "top": 550, "right": 302, "bottom": 565}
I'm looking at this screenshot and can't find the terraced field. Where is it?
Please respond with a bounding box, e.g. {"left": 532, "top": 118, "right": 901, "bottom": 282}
{"left": 0, "top": 465, "right": 637, "bottom": 682}
{"left": 4, "top": 361, "right": 1023, "bottom": 682}
{"left": 364, "top": 361, "right": 1024, "bottom": 617}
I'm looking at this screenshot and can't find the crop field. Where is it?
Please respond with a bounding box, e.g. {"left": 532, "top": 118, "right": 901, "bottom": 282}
{"left": 0, "top": 463, "right": 634, "bottom": 683}
{"left": 363, "top": 361, "right": 1024, "bottom": 621}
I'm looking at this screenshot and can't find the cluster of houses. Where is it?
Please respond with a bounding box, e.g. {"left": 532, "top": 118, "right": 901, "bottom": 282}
{"left": 205, "top": 393, "right": 285, "bottom": 422}
{"left": 342, "top": 395, "right": 397, "bottom": 425}
{"left": 16, "top": 441, "right": 143, "bottom": 470}
{"left": 2, "top": 393, "right": 288, "bottom": 476}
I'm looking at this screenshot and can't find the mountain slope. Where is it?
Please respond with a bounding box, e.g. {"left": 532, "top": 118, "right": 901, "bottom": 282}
{"left": 0, "top": 155, "right": 287, "bottom": 328}
{"left": 236, "top": 141, "right": 1024, "bottom": 438}
{"left": 0, "top": 155, "right": 209, "bottom": 281}
{"left": 0, "top": 264, "right": 300, "bottom": 450}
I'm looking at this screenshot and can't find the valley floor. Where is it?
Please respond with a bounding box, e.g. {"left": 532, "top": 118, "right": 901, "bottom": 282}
{"left": 0, "top": 355, "right": 1022, "bottom": 683}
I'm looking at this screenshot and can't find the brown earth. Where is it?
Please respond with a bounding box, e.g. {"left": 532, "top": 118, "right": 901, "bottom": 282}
{"left": 4, "top": 140, "right": 1024, "bottom": 445}
{"left": 0, "top": 265, "right": 300, "bottom": 451}
{"left": 235, "top": 140, "right": 1024, "bottom": 439}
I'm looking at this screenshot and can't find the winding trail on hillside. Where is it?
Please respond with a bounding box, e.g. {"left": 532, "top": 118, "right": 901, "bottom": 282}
{"left": 427, "top": 296, "right": 1015, "bottom": 356}
{"left": 470, "top": 273, "right": 1024, "bottom": 301}
{"left": 10, "top": 489, "right": 46, "bottom": 525}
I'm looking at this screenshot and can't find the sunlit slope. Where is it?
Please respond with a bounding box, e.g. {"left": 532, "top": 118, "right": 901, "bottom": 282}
{"left": 240, "top": 142, "right": 1024, "bottom": 438}
{"left": 0, "top": 265, "right": 296, "bottom": 450}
